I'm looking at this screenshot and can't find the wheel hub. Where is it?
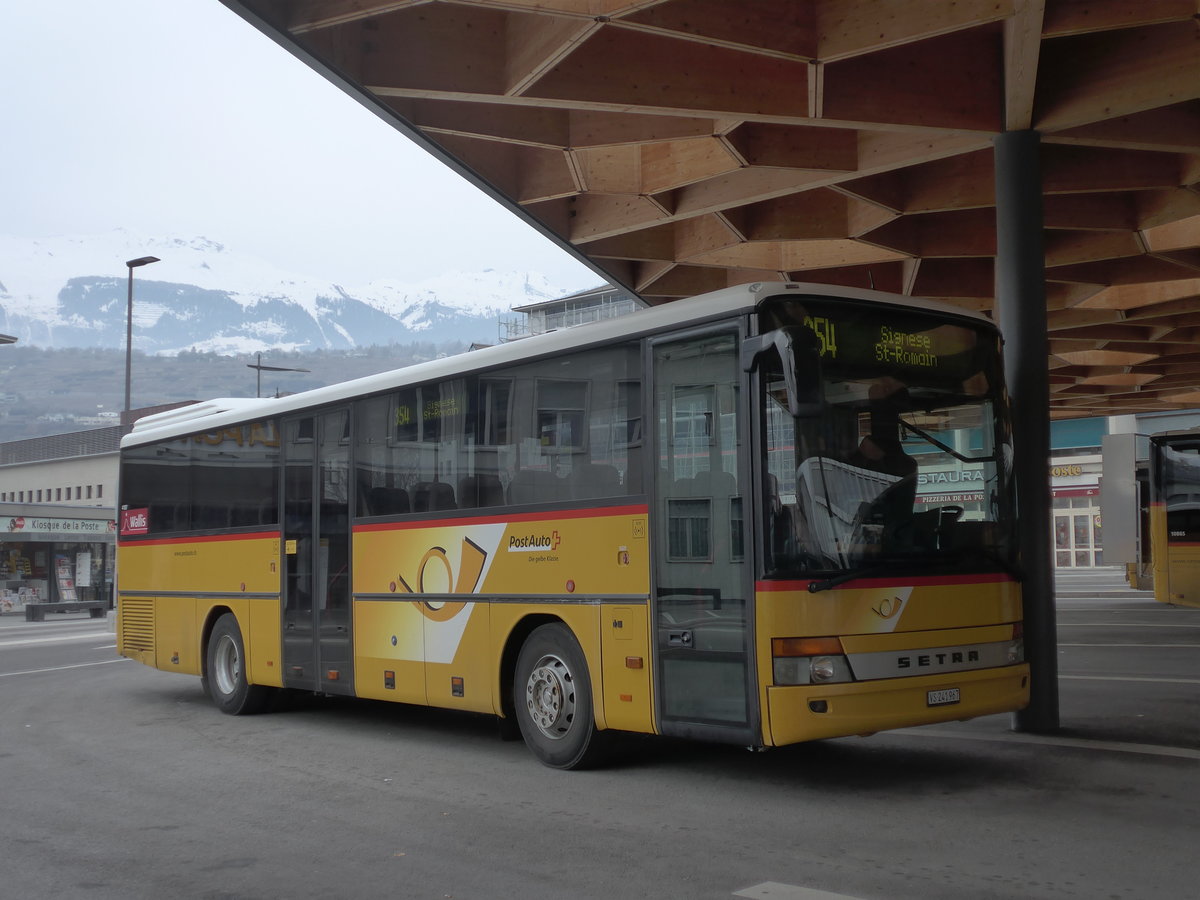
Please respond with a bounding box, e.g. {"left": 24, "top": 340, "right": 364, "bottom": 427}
{"left": 213, "top": 634, "right": 241, "bottom": 697}
{"left": 525, "top": 654, "right": 575, "bottom": 740}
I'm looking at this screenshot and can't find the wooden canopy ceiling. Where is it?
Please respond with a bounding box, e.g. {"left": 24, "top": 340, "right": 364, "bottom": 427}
{"left": 225, "top": 1, "right": 1199, "bottom": 417}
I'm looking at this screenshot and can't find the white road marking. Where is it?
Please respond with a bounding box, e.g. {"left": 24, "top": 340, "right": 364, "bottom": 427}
{"left": 895, "top": 726, "right": 1200, "bottom": 761}
{"left": 1062, "top": 622, "right": 1200, "bottom": 628}
{"left": 1060, "top": 674, "right": 1200, "bottom": 685}
{"left": 734, "top": 884, "right": 864, "bottom": 900}
{"left": 0, "top": 658, "right": 131, "bottom": 678}
{"left": 1059, "top": 642, "right": 1200, "bottom": 648}
{"left": 0, "top": 632, "right": 116, "bottom": 648}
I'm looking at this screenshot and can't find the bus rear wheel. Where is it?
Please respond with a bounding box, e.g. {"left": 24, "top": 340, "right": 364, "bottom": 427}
{"left": 514, "top": 623, "right": 606, "bottom": 769}
{"left": 204, "top": 613, "right": 270, "bottom": 715}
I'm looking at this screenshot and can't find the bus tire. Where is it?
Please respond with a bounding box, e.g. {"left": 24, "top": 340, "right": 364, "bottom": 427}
{"left": 204, "top": 613, "right": 270, "bottom": 715}
{"left": 514, "top": 623, "right": 606, "bottom": 769}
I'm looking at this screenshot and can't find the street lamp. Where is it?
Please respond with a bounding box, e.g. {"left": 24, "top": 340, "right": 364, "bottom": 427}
{"left": 124, "top": 256, "right": 160, "bottom": 413}
{"left": 0, "top": 334, "right": 16, "bottom": 345}
{"left": 246, "top": 352, "right": 310, "bottom": 398}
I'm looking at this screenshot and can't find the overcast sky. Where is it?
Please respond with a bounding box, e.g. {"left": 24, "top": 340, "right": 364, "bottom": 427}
{"left": 1, "top": 0, "right": 598, "bottom": 288}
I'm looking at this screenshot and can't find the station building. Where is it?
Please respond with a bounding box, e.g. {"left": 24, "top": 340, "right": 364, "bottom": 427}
{"left": 0, "top": 404, "right": 192, "bottom": 613}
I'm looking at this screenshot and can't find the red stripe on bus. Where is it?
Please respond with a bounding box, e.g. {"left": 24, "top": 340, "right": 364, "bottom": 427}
{"left": 756, "top": 572, "right": 1017, "bottom": 592}
{"left": 120, "top": 531, "right": 281, "bottom": 548}
{"left": 353, "top": 504, "right": 650, "bottom": 533}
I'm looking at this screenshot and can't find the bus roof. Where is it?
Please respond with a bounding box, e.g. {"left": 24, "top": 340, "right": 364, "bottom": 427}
{"left": 122, "top": 281, "right": 993, "bottom": 448}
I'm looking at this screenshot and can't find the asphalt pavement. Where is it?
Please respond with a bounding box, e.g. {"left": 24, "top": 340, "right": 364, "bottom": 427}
{"left": 1, "top": 579, "right": 1196, "bottom": 900}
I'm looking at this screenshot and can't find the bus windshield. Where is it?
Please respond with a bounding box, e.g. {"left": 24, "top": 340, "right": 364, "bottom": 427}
{"left": 758, "top": 295, "right": 1016, "bottom": 579}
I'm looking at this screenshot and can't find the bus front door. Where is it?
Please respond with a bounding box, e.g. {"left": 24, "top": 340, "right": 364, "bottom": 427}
{"left": 282, "top": 409, "right": 353, "bottom": 695}
{"left": 650, "top": 329, "right": 756, "bottom": 744}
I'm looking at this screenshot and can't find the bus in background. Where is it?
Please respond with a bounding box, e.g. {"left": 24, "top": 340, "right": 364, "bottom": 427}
{"left": 116, "top": 282, "right": 1029, "bottom": 768}
{"left": 1149, "top": 431, "right": 1200, "bottom": 609}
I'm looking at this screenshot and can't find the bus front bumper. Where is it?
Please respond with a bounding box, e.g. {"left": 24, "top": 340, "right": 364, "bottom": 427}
{"left": 765, "top": 663, "right": 1031, "bottom": 746}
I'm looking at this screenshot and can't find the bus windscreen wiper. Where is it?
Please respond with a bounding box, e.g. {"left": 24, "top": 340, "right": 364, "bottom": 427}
{"left": 900, "top": 419, "right": 993, "bottom": 464}
{"left": 807, "top": 563, "right": 896, "bottom": 593}
{"left": 806, "top": 549, "right": 1019, "bottom": 593}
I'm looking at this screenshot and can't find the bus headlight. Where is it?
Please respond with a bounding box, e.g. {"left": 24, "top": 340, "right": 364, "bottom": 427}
{"left": 810, "top": 656, "right": 837, "bottom": 682}
{"left": 1008, "top": 622, "right": 1024, "bottom": 664}
{"left": 772, "top": 637, "right": 854, "bottom": 686}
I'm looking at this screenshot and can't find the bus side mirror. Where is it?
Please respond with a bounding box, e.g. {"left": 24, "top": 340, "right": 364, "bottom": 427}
{"left": 742, "top": 327, "right": 824, "bottom": 417}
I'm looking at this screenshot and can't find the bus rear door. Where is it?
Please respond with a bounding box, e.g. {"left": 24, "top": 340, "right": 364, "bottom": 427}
{"left": 282, "top": 409, "right": 354, "bottom": 694}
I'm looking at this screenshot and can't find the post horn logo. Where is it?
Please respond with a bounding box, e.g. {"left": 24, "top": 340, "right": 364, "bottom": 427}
{"left": 871, "top": 596, "right": 904, "bottom": 619}
{"left": 395, "top": 537, "right": 488, "bottom": 622}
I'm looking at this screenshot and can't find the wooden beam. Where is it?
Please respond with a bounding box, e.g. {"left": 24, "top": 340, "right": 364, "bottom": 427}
{"left": 673, "top": 214, "right": 743, "bottom": 262}
{"left": 721, "top": 189, "right": 850, "bottom": 241}
{"left": 640, "top": 138, "right": 741, "bottom": 194}
{"left": 1049, "top": 255, "right": 1200, "bottom": 287}
{"left": 723, "top": 124, "right": 859, "bottom": 171}
{"left": 632, "top": 260, "right": 677, "bottom": 293}
{"left": 505, "top": 13, "right": 600, "bottom": 95}
{"left": 281, "top": 0, "right": 432, "bottom": 34}
{"left": 1045, "top": 103, "right": 1200, "bottom": 154}
{"left": 434, "top": 133, "right": 578, "bottom": 202}
{"left": 1002, "top": 0, "right": 1045, "bottom": 130}
{"left": 619, "top": 0, "right": 817, "bottom": 59}
{"left": 1043, "top": 193, "right": 1137, "bottom": 231}
{"left": 1047, "top": 308, "right": 1123, "bottom": 331}
{"left": 814, "top": 0, "right": 1013, "bottom": 62}
{"left": 582, "top": 221, "right": 676, "bottom": 260}
{"left": 573, "top": 145, "right": 642, "bottom": 192}
{"left": 632, "top": 264, "right": 742, "bottom": 297}
{"left": 784, "top": 261, "right": 907, "bottom": 294}
{"left": 821, "top": 26, "right": 1003, "bottom": 131}
{"left": 862, "top": 208, "right": 996, "bottom": 258}
{"left": 1077, "top": 278, "right": 1200, "bottom": 310}
{"left": 1142, "top": 214, "right": 1200, "bottom": 254}
{"left": 1043, "top": 231, "right": 1144, "bottom": 268}
{"left": 909, "top": 258, "right": 996, "bottom": 299}
{"left": 385, "top": 97, "right": 571, "bottom": 147}
{"left": 1041, "top": 145, "right": 1184, "bottom": 194}
{"left": 523, "top": 25, "right": 812, "bottom": 118}
{"left": 842, "top": 149, "right": 996, "bottom": 214}
{"left": 328, "top": 6, "right": 509, "bottom": 95}
{"left": 567, "top": 192, "right": 670, "bottom": 241}
{"left": 1035, "top": 22, "right": 1200, "bottom": 132}
{"left": 1136, "top": 186, "right": 1200, "bottom": 230}
{"left": 567, "top": 110, "right": 717, "bottom": 148}
{"left": 1041, "top": 0, "right": 1196, "bottom": 38}
{"left": 688, "top": 239, "right": 906, "bottom": 272}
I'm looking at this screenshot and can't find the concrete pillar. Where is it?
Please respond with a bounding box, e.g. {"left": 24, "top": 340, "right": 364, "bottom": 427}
{"left": 993, "top": 129, "right": 1060, "bottom": 732}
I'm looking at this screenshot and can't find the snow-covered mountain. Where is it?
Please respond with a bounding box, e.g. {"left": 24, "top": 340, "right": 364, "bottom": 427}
{"left": 0, "top": 231, "right": 596, "bottom": 353}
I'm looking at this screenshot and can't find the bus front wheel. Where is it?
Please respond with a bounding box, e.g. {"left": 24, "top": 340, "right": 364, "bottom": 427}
{"left": 514, "top": 623, "right": 606, "bottom": 769}
{"left": 204, "top": 613, "right": 270, "bottom": 715}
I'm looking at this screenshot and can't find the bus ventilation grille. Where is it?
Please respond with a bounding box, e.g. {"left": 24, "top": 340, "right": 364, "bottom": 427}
{"left": 120, "top": 598, "right": 155, "bottom": 652}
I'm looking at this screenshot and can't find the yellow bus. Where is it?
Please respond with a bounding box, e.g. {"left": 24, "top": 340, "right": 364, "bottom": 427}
{"left": 1149, "top": 431, "right": 1200, "bottom": 608}
{"left": 116, "top": 282, "right": 1029, "bottom": 768}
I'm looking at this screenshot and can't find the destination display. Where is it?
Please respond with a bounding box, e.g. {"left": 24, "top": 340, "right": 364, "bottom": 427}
{"left": 762, "top": 296, "right": 992, "bottom": 381}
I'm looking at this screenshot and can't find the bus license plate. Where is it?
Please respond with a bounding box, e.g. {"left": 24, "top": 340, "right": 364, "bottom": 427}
{"left": 927, "top": 688, "right": 960, "bottom": 707}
